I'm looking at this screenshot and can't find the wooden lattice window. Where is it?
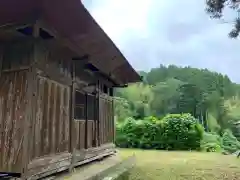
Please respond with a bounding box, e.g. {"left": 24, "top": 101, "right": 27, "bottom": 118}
{"left": 74, "top": 91, "right": 86, "bottom": 120}
{"left": 87, "top": 94, "right": 96, "bottom": 120}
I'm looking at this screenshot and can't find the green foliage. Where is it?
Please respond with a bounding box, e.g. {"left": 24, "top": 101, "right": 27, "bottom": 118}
{"left": 114, "top": 97, "right": 135, "bottom": 121}
{"left": 115, "top": 114, "right": 204, "bottom": 151}
{"left": 162, "top": 114, "right": 203, "bottom": 150}
{"left": 206, "top": 0, "right": 240, "bottom": 38}
{"left": 207, "top": 113, "right": 221, "bottom": 133}
{"left": 115, "top": 65, "right": 240, "bottom": 153}
{"left": 221, "top": 129, "right": 240, "bottom": 153}
{"left": 115, "top": 65, "right": 240, "bottom": 132}
{"left": 201, "top": 132, "right": 222, "bottom": 152}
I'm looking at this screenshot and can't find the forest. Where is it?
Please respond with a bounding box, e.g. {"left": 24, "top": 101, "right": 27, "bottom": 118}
{"left": 114, "top": 65, "right": 240, "bottom": 153}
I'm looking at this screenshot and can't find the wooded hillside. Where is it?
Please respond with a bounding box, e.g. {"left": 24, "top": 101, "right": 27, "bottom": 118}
{"left": 114, "top": 64, "right": 240, "bottom": 136}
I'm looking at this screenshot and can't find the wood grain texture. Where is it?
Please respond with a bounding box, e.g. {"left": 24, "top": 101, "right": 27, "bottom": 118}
{"left": 30, "top": 76, "right": 70, "bottom": 160}
{"left": 0, "top": 70, "right": 28, "bottom": 172}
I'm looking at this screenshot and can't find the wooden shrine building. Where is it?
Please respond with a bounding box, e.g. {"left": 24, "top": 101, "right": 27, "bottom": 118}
{"left": 0, "top": 0, "right": 141, "bottom": 179}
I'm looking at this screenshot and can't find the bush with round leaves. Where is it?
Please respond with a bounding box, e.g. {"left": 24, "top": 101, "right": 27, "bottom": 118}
{"left": 115, "top": 113, "right": 204, "bottom": 150}
{"left": 161, "top": 114, "right": 204, "bottom": 150}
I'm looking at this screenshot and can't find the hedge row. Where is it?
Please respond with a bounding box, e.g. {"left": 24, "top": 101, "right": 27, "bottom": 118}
{"left": 115, "top": 114, "right": 204, "bottom": 150}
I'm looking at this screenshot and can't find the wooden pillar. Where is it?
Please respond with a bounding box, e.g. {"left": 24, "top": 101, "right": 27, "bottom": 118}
{"left": 97, "top": 80, "right": 101, "bottom": 146}
{"left": 33, "top": 21, "right": 40, "bottom": 38}
{"left": 85, "top": 93, "right": 88, "bottom": 149}
{"left": 69, "top": 59, "right": 76, "bottom": 172}
{"left": 70, "top": 59, "right": 76, "bottom": 152}
{"left": 25, "top": 41, "right": 38, "bottom": 171}
{"left": 112, "top": 93, "right": 115, "bottom": 143}
{"left": 22, "top": 68, "right": 35, "bottom": 176}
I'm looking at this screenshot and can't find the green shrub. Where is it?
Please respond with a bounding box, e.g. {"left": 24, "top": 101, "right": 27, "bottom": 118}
{"left": 116, "top": 113, "right": 204, "bottom": 151}
{"left": 201, "top": 132, "right": 222, "bottom": 152}
{"left": 161, "top": 114, "right": 203, "bottom": 150}
{"left": 221, "top": 129, "right": 240, "bottom": 153}
{"left": 201, "top": 142, "right": 222, "bottom": 152}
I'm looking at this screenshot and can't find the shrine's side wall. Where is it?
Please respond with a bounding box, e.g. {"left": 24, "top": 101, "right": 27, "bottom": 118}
{"left": 0, "top": 39, "right": 116, "bottom": 179}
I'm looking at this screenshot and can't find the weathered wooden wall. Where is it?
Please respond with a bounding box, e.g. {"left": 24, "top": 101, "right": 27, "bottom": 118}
{"left": 0, "top": 70, "right": 28, "bottom": 172}
{"left": 0, "top": 39, "right": 116, "bottom": 179}
{"left": 1, "top": 41, "right": 33, "bottom": 71}
{"left": 25, "top": 42, "right": 73, "bottom": 177}
{"left": 72, "top": 90, "right": 98, "bottom": 150}
{"left": 0, "top": 40, "right": 33, "bottom": 173}
{"left": 99, "top": 93, "right": 114, "bottom": 145}
{"left": 30, "top": 76, "right": 70, "bottom": 159}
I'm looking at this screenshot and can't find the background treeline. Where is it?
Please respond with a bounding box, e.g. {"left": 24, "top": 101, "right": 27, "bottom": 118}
{"left": 114, "top": 64, "right": 240, "bottom": 152}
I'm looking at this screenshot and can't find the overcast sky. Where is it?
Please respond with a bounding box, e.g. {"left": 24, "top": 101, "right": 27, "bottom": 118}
{"left": 82, "top": 0, "right": 240, "bottom": 83}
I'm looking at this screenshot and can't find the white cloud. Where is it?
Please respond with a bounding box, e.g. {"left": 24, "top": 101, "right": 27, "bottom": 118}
{"left": 83, "top": 0, "right": 153, "bottom": 41}
{"left": 83, "top": 0, "right": 240, "bottom": 82}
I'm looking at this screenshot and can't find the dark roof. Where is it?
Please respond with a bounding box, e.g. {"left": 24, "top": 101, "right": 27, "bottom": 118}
{"left": 0, "top": 0, "right": 141, "bottom": 85}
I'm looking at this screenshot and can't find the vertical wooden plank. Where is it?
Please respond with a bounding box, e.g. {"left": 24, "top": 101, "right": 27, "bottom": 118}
{"left": 63, "top": 87, "right": 69, "bottom": 151}
{"left": 7, "top": 71, "right": 17, "bottom": 170}
{"left": 0, "top": 70, "right": 29, "bottom": 172}
{"left": 0, "top": 73, "right": 8, "bottom": 169}
{"left": 22, "top": 67, "right": 34, "bottom": 175}
{"left": 35, "top": 77, "right": 44, "bottom": 158}
{"left": 0, "top": 79, "right": 3, "bottom": 167}
{"left": 42, "top": 80, "right": 49, "bottom": 155}
{"left": 21, "top": 41, "right": 37, "bottom": 175}
{"left": 0, "top": 46, "right": 3, "bottom": 77}
{"left": 76, "top": 121, "right": 80, "bottom": 149}
{"left": 80, "top": 121, "right": 85, "bottom": 149}
{"left": 70, "top": 61, "right": 75, "bottom": 153}
{"left": 15, "top": 71, "right": 28, "bottom": 171}
{"left": 59, "top": 85, "right": 64, "bottom": 152}
{"left": 109, "top": 99, "right": 112, "bottom": 143}
{"left": 55, "top": 85, "right": 61, "bottom": 153}
{"left": 27, "top": 41, "right": 39, "bottom": 163}
{"left": 62, "top": 87, "right": 66, "bottom": 151}
{"left": 51, "top": 83, "right": 57, "bottom": 153}
{"left": 69, "top": 85, "right": 74, "bottom": 151}
{"left": 111, "top": 98, "right": 114, "bottom": 142}
{"left": 49, "top": 82, "right": 55, "bottom": 153}
{"left": 99, "top": 96, "right": 102, "bottom": 145}
{"left": 47, "top": 82, "right": 52, "bottom": 154}
{"left": 4, "top": 73, "right": 14, "bottom": 170}
{"left": 29, "top": 67, "right": 38, "bottom": 162}
{"left": 66, "top": 87, "right": 70, "bottom": 151}
{"left": 84, "top": 94, "right": 88, "bottom": 149}
{"left": 103, "top": 98, "right": 105, "bottom": 144}
{"left": 96, "top": 81, "right": 100, "bottom": 147}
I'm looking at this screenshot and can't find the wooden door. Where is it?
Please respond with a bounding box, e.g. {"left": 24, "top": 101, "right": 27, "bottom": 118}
{"left": 29, "top": 75, "right": 71, "bottom": 164}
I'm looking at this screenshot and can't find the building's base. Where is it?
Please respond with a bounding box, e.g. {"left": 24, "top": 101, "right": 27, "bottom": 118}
{"left": 43, "top": 153, "right": 135, "bottom": 180}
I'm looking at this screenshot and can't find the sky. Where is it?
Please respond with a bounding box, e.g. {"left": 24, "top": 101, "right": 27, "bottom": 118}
{"left": 82, "top": 0, "right": 240, "bottom": 83}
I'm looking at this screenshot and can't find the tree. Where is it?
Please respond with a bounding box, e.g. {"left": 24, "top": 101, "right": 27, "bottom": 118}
{"left": 115, "top": 64, "right": 240, "bottom": 132}
{"left": 176, "top": 84, "right": 205, "bottom": 118}
{"left": 150, "top": 78, "right": 183, "bottom": 117}
{"left": 206, "top": 0, "right": 240, "bottom": 38}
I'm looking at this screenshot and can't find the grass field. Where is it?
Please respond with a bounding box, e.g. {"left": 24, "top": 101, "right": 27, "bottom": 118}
{"left": 119, "top": 149, "right": 240, "bottom": 180}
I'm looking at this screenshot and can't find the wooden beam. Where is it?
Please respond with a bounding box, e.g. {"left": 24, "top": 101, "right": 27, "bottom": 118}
{"left": 38, "top": 19, "right": 85, "bottom": 57}
{"left": 0, "top": 22, "right": 33, "bottom": 31}
{"left": 33, "top": 21, "right": 40, "bottom": 38}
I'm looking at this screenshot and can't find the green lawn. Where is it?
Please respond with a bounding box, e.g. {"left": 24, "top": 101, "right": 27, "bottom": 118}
{"left": 119, "top": 149, "right": 240, "bottom": 180}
